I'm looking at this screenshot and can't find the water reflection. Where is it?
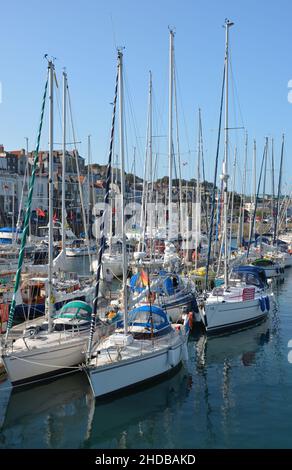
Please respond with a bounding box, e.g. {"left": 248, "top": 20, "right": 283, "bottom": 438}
{"left": 0, "top": 372, "right": 93, "bottom": 448}
{"left": 195, "top": 319, "right": 271, "bottom": 368}
{"left": 191, "top": 320, "right": 271, "bottom": 447}
{"left": 1, "top": 285, "right": 291, "bottom": 449}
{"left": 0, "top": 366, "right": 191, "bottom": 449}
{"left": 84, "top": 366, "right": 191, "bottom": 449}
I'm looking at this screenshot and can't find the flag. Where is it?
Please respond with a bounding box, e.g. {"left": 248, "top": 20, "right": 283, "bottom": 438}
{"left": 36, "top": 207, "right": 45, "bottom": 217}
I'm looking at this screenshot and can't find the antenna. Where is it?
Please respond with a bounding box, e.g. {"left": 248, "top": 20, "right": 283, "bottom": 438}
{"left": 117, "top": 46, "right": 125, "bottom": 54}
{"left": 224, "top": 18, "right": 234, "bottom": 28}
{"left": 43, "top": 54, "right": 57, "bottom": 64}
{"left": 168, "top": 25, "right": 176, "bottom": 35}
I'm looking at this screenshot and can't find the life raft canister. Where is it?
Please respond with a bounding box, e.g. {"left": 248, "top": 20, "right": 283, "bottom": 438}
{"left": 259, "top": 297, "right": 266, "bottom": 312}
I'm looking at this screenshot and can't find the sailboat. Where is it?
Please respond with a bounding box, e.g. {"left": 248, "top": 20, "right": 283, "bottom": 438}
{"left": 128, "top": 268, "right": 196, "bottom": 322}
{"left": 1, "top": 64, "right": 115, "bottom": 386}
{"left": 0, "top": 70, "right": 96, "bottom": 325}
{"left": 246, "top": 137, "right": 285, "bottom": 278}
{"left": 85, "top": 48, "right": 190, "bottom": 399}
{"left": 199, "top": 20, "right": 273, "bottom": 335}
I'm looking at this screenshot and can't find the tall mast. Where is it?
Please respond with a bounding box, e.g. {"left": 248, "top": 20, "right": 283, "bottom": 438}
{"left": 133, "top": 147, "right": 136, "bottom": 211}
{"left": 249, "top": 139, "right": 257, "bottom": 241}
{"left": 149, "top": 71, "right": 153, "bottom": 191}
{"left": 168, "top": 29, "right": 174, "bottom": 241}
{"left": 118, "top": 50, "right": 128, "bottom": 334}
{"left": 138, "top": 73, "right": 152, "bottom": 252}
{"left": 12, "top": 183, "right": 15, "bottom": 243}
{"left": 133, "top": 146, "right": 136, "bottom": 226}
{"left": 271, "top": 138, "right": 275, "bottom": 226}
{"left": 260, "top": 139, "right": 268, "bottom": 256}
{"left": 198, "top": 109, "right": 208, "bottom": 235}
{"left": 86, "top": 58, "right": 118, "bottom": 360}
{"left": 109, "top": 148, "right": 114, "bottom": 256}
{"left": 195, "top": 108, "right": 202, "bottom": 270}
{"left": 173, "top": 65, "right": 183, "bottom": 239}
{"left": 48, "top": 60, "right": 54, "bottom": 333}
{"left": 222, "top": 19, "right": 234, "bottom": 287}
{"left": 239, "top": 132, "right": 248, "bottom": 245}
{"left": 274, "top": 134, "right": 285, "bottom": 244}
{"left": 87, "top": 135, "right": 91, "bottom": 234}
{"left": 229, "top": 147, "right": 237, "bottom": 262}
{"left": 62, "top": 71, "right": 67, "bottom": 251}
{"left": 148, "top": 71, "right": 153, "bottom": 249}
{"left": 66, "top": 80, "right": 92, "bottom": 266}
{"left": 26, "top": 137, "right": 32, "bottom": 238}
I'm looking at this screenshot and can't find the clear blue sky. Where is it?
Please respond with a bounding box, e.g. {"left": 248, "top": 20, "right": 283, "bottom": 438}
{"left": 0, "top": 0, "right": 291, "bottom": 194}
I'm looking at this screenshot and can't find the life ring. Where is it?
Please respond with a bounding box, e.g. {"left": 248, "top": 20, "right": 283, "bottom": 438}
{"left": 147, "top": 292, "right": 156, "bottom": 303}
{"left": 265, "top": 296, "right": 270, "bottom": 311}
{"left": 259, "top": 297, "right": 266, "bottom": 312}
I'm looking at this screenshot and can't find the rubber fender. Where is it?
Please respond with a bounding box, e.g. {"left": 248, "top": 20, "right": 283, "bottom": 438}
{"left": 259, "top": 297, "right": 266, "bottom": 312}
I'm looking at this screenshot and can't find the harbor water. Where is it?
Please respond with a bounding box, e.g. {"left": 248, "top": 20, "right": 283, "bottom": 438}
{"left": 1, "top": 268, "right": 292, "bottom": 449}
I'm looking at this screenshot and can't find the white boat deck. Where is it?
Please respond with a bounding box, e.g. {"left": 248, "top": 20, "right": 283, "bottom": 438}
{"left": 89, "top": 329, "right": 182, "bottom": 369}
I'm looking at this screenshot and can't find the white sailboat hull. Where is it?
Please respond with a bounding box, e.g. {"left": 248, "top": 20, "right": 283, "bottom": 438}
{"left": 2, "top": 335, "right": 87, "bottom": 385}
{"left": 88, "top": 339, "right": 185, "bottom": 398}
{"left": 91, "top": 255, "right": 123, "bottom": 277}
{"left": 66, "top": 246, "right": 96, "bottom": 257}
{"left": 158, "top": 293, "right": 195, "bottom": 322}
{"left": 2, "top": 323, "right": 114, "bottom": 385}
{"left": 202, "top": 294, "right": 272, "bottom": 335}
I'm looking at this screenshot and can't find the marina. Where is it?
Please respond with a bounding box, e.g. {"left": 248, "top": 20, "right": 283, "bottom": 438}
{"left": 0, "top": 270, "right": 292, "bottom": 449}
{"left": 1, "top": 0, "right": 292, "bottom": 457}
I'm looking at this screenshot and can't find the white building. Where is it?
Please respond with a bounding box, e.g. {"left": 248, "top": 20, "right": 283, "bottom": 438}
{"left": 0, "top": 175, "right": 17, "bottom": 215}
{"left": 16, "top": 174, "right": 48, "bottom": 213}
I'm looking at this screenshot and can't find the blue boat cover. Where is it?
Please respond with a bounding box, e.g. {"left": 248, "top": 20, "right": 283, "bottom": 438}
{"left": 232, "top": 265, "right": 268, "bottom": 288}
{"left": 0, "top": 227, "right": 22, "bottom": 233}
{"left": 127, "top": 305, "right": 170, "bottom": 330}
{"left": 163, "top": 277, "right": 174, "bottom": 295}
{"left": 130, "top": 271, "right": 178, "bottom": 296}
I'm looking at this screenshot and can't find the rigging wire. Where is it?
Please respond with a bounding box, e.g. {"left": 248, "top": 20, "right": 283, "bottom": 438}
{"left": 205, "top": 63, "right": 226, "bottom": 290}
